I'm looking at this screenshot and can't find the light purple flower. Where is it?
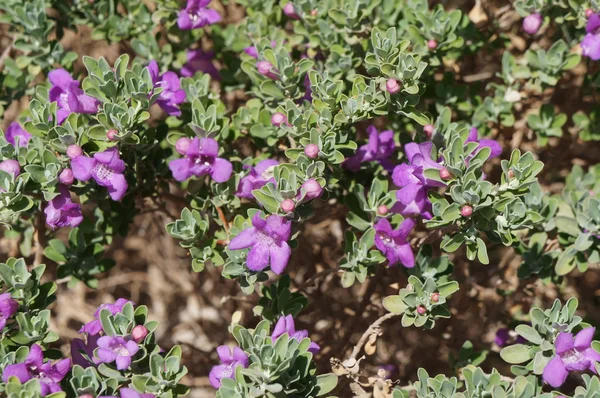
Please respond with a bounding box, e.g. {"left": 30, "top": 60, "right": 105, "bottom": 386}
{"left": 236, "top": 159, "right": 279, "bottom": 199}
{"left": 582, "top": 14, "right": 600, "bottom": 60}
{"left": 2, "top": 344, "right": 71, "bottom": 396}
{"left": 0, "top": 292, "right": 18, "bottom": 331}
{"left": 208, "top": 346, "right": 248, "bottom": 388}
{"left": 228, "top": 213, "right": 292, "bottom": 274}
{"left": 0, "top": 159, "right": 20, "bottom": 178}
{"left": 343, "top": 125, "right": 395, "bottom": 172}
{"left": 119, "top": 388, "right": 155, "bottom": 398}
{"left": 71, "top": 147, "right": 128, "bottom": 201}
{"left": 5, "top": 122, "right": 32, "bottom": 148}
{"left": 466, "top": 127, "right": 502, "bottom": 159}
{"left": 48, "top": 69, "right": 100, "bottom": 124}
{"left": 272, "top": 315, "right": 320, "bottom": 354}
{"left": 147, "top": 61, "right": 186, "bottom": 116}
{"left": 80, "top": 298, "right": 133, "bottom": 335}
{"left": 177, "top": 0, "right": 221, "bottom": 30}
{"left": 95, "top": 336, "right": 139, "bottom": 370}
{"left": 523, "top": 13, "right": 543, "bottom": 35}
{"left": 71, "top": 334, "right": 100, "bottom": 368}
{"left": 543, "top": 328, "right": 600, "bottom": 388}
{"left": 44, "top": 185, "right": 83, "bottom": 230}
{"left": 374, "top": 218, "right": 415, "bottom": 268}
{"left": 169, "top": 137, "right": 232, "bottom": 183}
{"left": 181, "top": 49, "right": 220, "bottom": 80}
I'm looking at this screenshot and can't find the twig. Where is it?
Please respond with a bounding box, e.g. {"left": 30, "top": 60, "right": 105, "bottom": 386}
{"left": 216, "top": 206, "right": 230, "bottom": 234}
{"left": 0, "top": 36, "right": 15, "bottom": 73}
{"left": 33, "top": 211, "right": 46, "bottom": 266}
{"left": 349, "top": 312, "right": 401, "bottom": 360}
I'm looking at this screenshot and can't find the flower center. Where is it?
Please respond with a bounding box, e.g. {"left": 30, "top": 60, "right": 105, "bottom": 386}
{"left": 93, "top": 163, "right": 114, "bottom": 183}
{"left": 114, "top": 345, "right": 130, "bottom": 356}
{"left": 194, "top": 156, "right": 213, "bottom": 167}
{"left": 378, "top": 233, "right": 393, "bottom": 245}
{"left": 561, "top": 348, "right": 584, "bottom": 365}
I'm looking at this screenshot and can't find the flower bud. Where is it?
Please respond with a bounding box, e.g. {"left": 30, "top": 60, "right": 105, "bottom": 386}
{"left": 132, "top": 325, "right": 148, "bottom": 343}
{"left": 283, "top": 3, "right": 300, "bottom": 19}
{"left": 461, "top": 205, "right": 473, "bottom": 217}
{"left": 257, "top": 61, "right": 278, "bottom": 80}
{"left": 281, "top": 199, "right": 296, "bottom": 212}
{"left": 175, "top": 137, "right": 191, "bottom": 155}
{"left": 508, "top": 169, "right": 515, "bottom": 179}
{"left": 310, "top": 9, "right": 318, "bottom": 17}
{"left": 523, "top": 13, "right": 542, "bottom": 35}
{"left": 385, "top": 78, "right": 401, "bottom": 94}
{"left": 106, "top": 129, "right": 118, "bottom": 141}
{"left": 439, "top": 167, "right": 452, "bottom": 180}
{"left": 416, "top": 305, "right": 427, "bottom": 315}
{"left": 431, "top": 292, "right": 440, "bottom": 303}
{"left": 302, "top": 178, "right": 323, "bottom": 200}
{"left": 423, "top": 124, "right": 434, "bottom": 138}
{"left": 67, "top": 145, "right": 83, "bottom": 159}
{"left": 377, "top": 205, "right": 388, "bottom": 216}
{"left": 0, "top": 159, "right": 20, "bottom": 177}
{"left": 59, "top": 168, "right": 74, "bottom": 185}
{"left": 427, "top": 39, "right": 437, "bottom": 50}
{"left": 304, "top": 144, "right": 319, "bottom": 159}
{"left": 271, "top": 113, "right": 288, "bottom": 127}
{"left": 586, "top": 9, "right": 594, "bottom": 18}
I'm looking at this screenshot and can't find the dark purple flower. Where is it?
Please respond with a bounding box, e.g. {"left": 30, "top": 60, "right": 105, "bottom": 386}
{"left": 236, "top": 159, "right": 278, "bottom": 199}
{"left": 169, "top": 137, "right": 232, "bottom": 183}
{"left": 2, "top": 344, "right": 71, "bottom": 396}
{"left": 582, "top": 14, "right": 600, "bottom": 60}
{"left": 543, "top": 327, "right": 600, "bottom": 388}
{"left": 5, "top": 122, "right": 32, "bottom": 148}
{"left": 180, "top": 49, "right": 220, "bottom": 80}
{"left": 302, "top": 73, "right": 312, "bottom": 102}
{"left": 177, "top": 0, "right": 221, "bottom": 30}
{"left": 495, "top": 327, "right": 527, "bottom": 347}
{"left": 523, "top": 13, "right": 543, "bottom": 35}
{"left": 44, "top": 185, "right": 83, "bottom": 230}
{"left": 71, "top": 147, "right": 128, "bottom": 201}
{"left": 95, "top": 336, "right": 139, "bottom": 370}
{"left": 0, "top": 159, "right": 20, "bottom": 178}
{"left": 71, "top": 333, "right": 100, "bottom": 368}
{"left": 148, "top": 61, "right": 186, "bottom": 116}
{"left": 272, "top": 315, "right": 320, "bottom": 354}
{"left": 209, "top": 346, "right": 248, "bottom": 388}
{"left": 228, "top": 213, "right": 291, "bottom": 274}
{"left": 80, "top": 298, "right": 133, "bottom": 335}
{"left": 344, "top": 125, "right": 395, "bottom": 172}
{"left": 374, "top": 218, "right": 415, "bottom": 268}
{"left": 466, "top": 127, "right": 502, "bottom": 159}
{"left": 48, "top": 69, "right": 100, "bottom": 124}
{"left": 0, "top": 292, "right": 18, "bottom": 331}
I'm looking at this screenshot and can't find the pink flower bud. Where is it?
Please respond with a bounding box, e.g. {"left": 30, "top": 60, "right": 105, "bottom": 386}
{"left": 586, "top": 9, "right": 594, "bottom": 18}
{"left": 508, "top": 169, "right": 515, "bottom": 179}
{"left": 106, "top": 129, "right": 118, "bottom": 141}
{"left": 67, "top": 145, "right": 83, "bottom": 159}
{"left": 302, "top": 178, "right": 323, "bottom": 200}
{"left": 423, "top": 124, "right": 434, "bottom": 138}
{"left": 385, "top": 78, "right": 401, "bottom": 94}
{"left": 59, "top": 168, "right": 74, "bottom": 185}
{"left": 0, "top": 159, "right": 20, "bottom": 177}
{"left": 271, "top": 113, "right": 288, "bottom": 127}
{"left": 257, "top": 61, "right": 278, "bottom": 80}
{"left": 304, "top": 144, "right": 319, "bottom": 159}
{"left": 283, "top": 3, "right": 300, "bottom": 19}
{"left": 281, "top": 199, "right": 296, "bottom": 212}
{"left": 427, "top": 39, "right": 437, "bottom": 50}
{"left": 523, "top": 13, "right": 542, "bottom": 35}
{"left": 175, "top": 137, "right": 191, "bottom": 155}
{"left": 439, "top": 168, "right": 452, "bottom": 180}
{"left": 461, "top": 205, "right": 473, "bottom": 217}
{"left": 132, "top": 325, "right": 148, "bottom": 343}
{"left": 377, "top": 205, "right": 388, "bottom": 215}
{"left": 417, "top": 305, "right": 427, "bottom": 315}
{"left": 310, "top": 9, "right": 318, "bottom": 16}
{"left": 431, "top": 293, "right": 440, "bottom": 303}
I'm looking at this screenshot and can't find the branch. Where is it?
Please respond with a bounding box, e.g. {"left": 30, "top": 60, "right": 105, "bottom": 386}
{"left": 349, "top": 312, "right": 401, "bottom": 360}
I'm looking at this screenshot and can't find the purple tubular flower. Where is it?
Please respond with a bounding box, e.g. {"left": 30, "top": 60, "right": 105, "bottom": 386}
{"left": 228, "top": 213, "right": 292, "bottom": 274}
{"left": 543, "top": 328, "right": 600, "bottom": 388}
{"left": 272, "top": 315, "right": 320, "bottom": 354}
{"left": 495, "top": 328, "right": 511, "bottom": 347}
{"left": 71, "top": 147, "right": 128, "bottom": 201}
{"left": 466, "top": 127, "right": 502, "bottom": 159}
{"left": 208, "top": 346, "right": 249, "bottom": 388}
{"left": 374, "top": 218, "right": 415, "bottom": 268}
{"left": 256, "top": 61, "right": 279, "bottom": 80}
{"left": 80, "top": 299, "right": 133, "bottom": 335}
{"left": 180, "top": 49, "right": 220, "bottom": 80}
{"left": 2, "top": 344, "right": 71, "bottom": 396}
{"left": 48, "top": 69, "right": 100, "bottom": 124}
{"left": 236, "top": 159, "right": 279, "bottom": 199}
{"left": 148, "top": 61, "right": 186, "bottom": 116}
{"left": 95, "top": 336, "right": 139, "bottom": 370}
{"left": 5, "top": 122, "right": 32, "bottom": 148}
{"left": 582, "top": 14, "right": 600, "bottom": 60}
{"left": 523, "top": 13, "right": 543, "bottom": 35}
{"left": 303, "top": 73, "right": 312, "bottom": 102}
{"left": 71, "top": 334, "right": 100, "bottom": 368}
{"left": 343, "top": 125, "right": 395, "bottom": 172}
{"left": 0, "top": 159, "right": 20, "bottom": 178}
{"left": 243, "top": 41, "right": 277, "bottom": 59}
{"left": 44, "top": 185, "right": 83, "bottom": 230}
{"left": 169, "top": 137, "right": 232, "bottom": 183}
{"left": 0, "top": 292, "right": 18, "bottom": 331}
{"left": 177, "top": 0, "right": 221, "bottom": 30}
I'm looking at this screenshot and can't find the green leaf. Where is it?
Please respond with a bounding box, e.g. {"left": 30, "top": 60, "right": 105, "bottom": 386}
{"left": 500, "top": 344, "right": 531, "bottom": 364}
{"left": 316, "top": 373, "right": 338, "bottom": 396}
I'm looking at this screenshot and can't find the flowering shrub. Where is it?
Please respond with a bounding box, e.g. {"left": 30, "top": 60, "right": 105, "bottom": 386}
{"left": 0, "top": 0, "right": 599, "bottom": 396}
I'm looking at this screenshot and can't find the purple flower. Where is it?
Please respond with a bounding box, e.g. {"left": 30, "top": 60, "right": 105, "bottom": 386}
{"left": 95, "top": 336, "right": 139, "bottom": 370}
{"left": 523, "top": 13, "right": 543, "bottom": 35}
{"left": 44, "top": 185, "right": 83, "bottom": 230}
{"left": 236, "top": 159, "right": 279, "bottom": 199}
{"left": 71, "top": 147, "right": 128, "bottom": 201}
{"left": 71, "top": 334, "right": 100, "bottom": 368}
{"left": 180, "top": 49, "right": 220, "bottom": 80}
{"left": 228, "top": 213, "right": 292, "bottom": 274}
{"left": 169, "top": 137, "right": 232, "bottom": 183}
{"left": 543, "top": 328, "right": 600, "bottom": 388}
{"left": 119, "top": 388, "right": 155, "bottom": 398}
{"left": 466, "top": 127, "right": 502, "bottom": 159}
{"left": 343, "top": 125, "right": 395, "bottom": 172}
{"left": 177, "top": 0, "right": 221, "bottom": 30}
{"left": 0, "top": 292, "right": 18, "bottom": 331}
{"left": 5, "top": 122, "right": 31, "bottom": 148}
{"left": 80, "top": 298, "right": 133, "bottom": 335}
{"left": 208, "top": 346, "right": 248, "bottom": 388}
{"left": 48, "top": 69, "right": 100, "bottom": 124}
{"left": 148, "top": 61, "right": 186, "bottom": 116}
{"left": 374, "top": 218, "right": 415, "bottom": 268}
{"left": 0, "top": 159, "right": 21, "bottom": 178}
{"left": 495, "top": 327, "right": 527, "bottom": 347}
{"left": 243, "top": 41, "right": 277, "bottom": 59}
{"left": 2, "top": 344, "right": 71, "bottom": 396}
{"left": 272, "top": 315, "right": 320, "bottom": 354}
{"left": 582, "top": 14, "right": 600, "bottom": 60}
{"left": 302, "top": 73, "right": 312, "bottom": 102}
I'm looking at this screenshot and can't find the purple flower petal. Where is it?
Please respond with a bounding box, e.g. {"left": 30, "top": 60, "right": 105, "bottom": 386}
{"left": 543, "top": 356, "right": 569, "bottom": 387}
